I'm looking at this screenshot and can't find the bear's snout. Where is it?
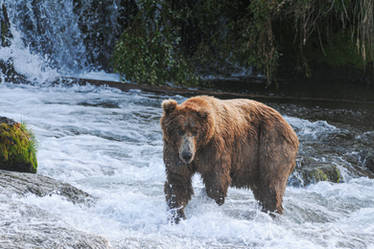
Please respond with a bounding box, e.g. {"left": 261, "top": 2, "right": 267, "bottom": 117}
{"left": 179, "top": 135, "right": 196, "bottom": 164}
{"left": 181, "top": 151, "right": 192, "bottom": 162}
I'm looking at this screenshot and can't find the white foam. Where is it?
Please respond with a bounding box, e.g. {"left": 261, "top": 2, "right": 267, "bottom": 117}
{"left": 72, "top": 71, "right": 122, "bottom": 82}
{"left": 0, "top": 27, "right": 60, "bottom": 83}
{"left": 285, "top": 116, "right": 337, "bottom": 140}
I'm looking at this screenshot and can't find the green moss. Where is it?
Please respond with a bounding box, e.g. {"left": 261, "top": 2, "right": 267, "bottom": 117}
{"left": 303, "top": 165, "right": 341, "bottom": 185}
{"left": 311, "top": 168, "right": 329, "bottom": 182}
{"left": 0, "top": 120, "right": 38, "bottom": 173}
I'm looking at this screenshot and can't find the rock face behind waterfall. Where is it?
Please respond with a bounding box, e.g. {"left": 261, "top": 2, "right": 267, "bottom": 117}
{"left": 72, "top": 0, "right": 137, "bottom": 70}
{"left": 0, "top": 4, "right": 27, "bottom": 83}
{"left": 0, "top": 169, "right": 111, "bottom": 249}
{"left": 1, "top": 3, "right": 12, "bottom": 47}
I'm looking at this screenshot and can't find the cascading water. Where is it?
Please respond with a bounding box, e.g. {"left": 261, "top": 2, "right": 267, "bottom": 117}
{"left": 0, "top": 0, "right": 127, "bottom": 80}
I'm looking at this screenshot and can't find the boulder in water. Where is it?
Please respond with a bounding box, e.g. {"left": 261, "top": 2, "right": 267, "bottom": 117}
{"left": 0, "top": 169, "right": 95, "bottom": 205}
{"left": 301, "top": 164, "right": 341, "bottom": 185}
{"left": 289, "top": 157, "right": 342, "bottom": 187}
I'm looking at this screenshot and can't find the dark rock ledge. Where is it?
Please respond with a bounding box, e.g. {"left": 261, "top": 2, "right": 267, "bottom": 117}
{"left": 0, "top": 169, "right": 95, "bottom": 205}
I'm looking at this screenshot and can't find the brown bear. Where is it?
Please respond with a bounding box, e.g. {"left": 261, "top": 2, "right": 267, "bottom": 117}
{"left": 160, "top": 95, "right": 299, "bottom": 223}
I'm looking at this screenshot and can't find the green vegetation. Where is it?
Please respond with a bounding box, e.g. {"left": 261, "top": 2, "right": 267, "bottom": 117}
{"left": 309, "top": 32, "right": 369, "bottom": 69}
{"left": 0, "top": 118, "right": 38, "bottom": 173}
{"left": 112, "top": 0, "right": 374, "bottom": 86}
{"left": 112, "top": 0, "right": 197, "bottom": 86}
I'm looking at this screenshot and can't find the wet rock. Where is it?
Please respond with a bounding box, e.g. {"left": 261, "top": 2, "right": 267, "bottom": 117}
{"left": 289, "top": 157, "right": 341, "bottom": 187}
{"left": 72, "top": 0, "right": 137, "bottom": 70}
{"left": 1, "top": 3, "right": 12, "bottom": 47}
{"left": 357, "top": 131, "right": 374, "bottom": 147}
{"left": 0, "top": 117, "right": 38, "bottom": 173}
{"left": 0, "top": 169, "right": 95, "bottom": 205}
{"left": 301, "top": 164, "right": 341, "bottom": 186}
{"left": 0, "top": 59, "right": 28, "bottom": 83}
{"left": 365, "top": 153, "right": 374, "bottom": 173}
{"left": 0, "top": 4, "right": 28, "bottom": 84}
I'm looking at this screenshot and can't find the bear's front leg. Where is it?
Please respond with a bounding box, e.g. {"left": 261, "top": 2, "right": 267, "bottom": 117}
{"left": 164, "top": 172, "right": 193, "bottom": 224}
{"left": 202, "top": 167, "right": 230, "bottom": 206}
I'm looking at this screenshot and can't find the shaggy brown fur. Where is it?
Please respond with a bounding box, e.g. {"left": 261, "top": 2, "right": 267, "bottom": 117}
{"left": 160, "top": 96, "right": 299, "bottom": 223}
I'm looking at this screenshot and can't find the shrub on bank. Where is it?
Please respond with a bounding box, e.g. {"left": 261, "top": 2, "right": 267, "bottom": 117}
{"left": 112, "top": 0, "right": 374, "bottom": 87}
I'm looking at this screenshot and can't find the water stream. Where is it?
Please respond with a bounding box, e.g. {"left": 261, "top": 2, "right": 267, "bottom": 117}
{"left": 1, "top": 82, "right": 374, "bottom": 248}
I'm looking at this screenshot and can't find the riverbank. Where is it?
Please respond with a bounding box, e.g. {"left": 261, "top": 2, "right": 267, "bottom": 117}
{"left": 60, "top": 76, "right": 374, "bottom": 109}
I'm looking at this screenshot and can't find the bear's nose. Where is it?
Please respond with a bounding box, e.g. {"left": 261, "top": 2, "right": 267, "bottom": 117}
{"left": 182, "top": 151, "right": 192, "bottom": 162}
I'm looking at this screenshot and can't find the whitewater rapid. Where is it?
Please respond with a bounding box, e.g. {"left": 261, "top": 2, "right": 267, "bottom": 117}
{"left": 1, "top": 82, "right": 373, "bottom": 248}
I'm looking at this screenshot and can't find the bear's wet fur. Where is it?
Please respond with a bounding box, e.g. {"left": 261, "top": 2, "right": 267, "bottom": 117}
{"left": 160, "top": 96, "right": 299, "bottom": 223}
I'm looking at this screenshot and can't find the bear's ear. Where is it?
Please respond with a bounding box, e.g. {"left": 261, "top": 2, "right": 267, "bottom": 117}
{"left": 197, "top": 110, "right": 209, "bottom": 119}
{"left": 162, "top": 99, "right": 177, "bottom": 115}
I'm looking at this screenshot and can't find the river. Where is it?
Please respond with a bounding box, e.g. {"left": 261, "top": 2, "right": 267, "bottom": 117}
{"left": 1, "top": 81, "right": 374, "bottom": 248}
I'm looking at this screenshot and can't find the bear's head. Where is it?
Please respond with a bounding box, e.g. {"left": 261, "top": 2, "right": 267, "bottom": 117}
{"left": 160, "top": 97, "right": 215, "bottom": 164}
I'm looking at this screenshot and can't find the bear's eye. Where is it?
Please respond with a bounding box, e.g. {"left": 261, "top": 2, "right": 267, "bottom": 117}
{"left": 178, "top": 130, "right": 185, "bottom": 136}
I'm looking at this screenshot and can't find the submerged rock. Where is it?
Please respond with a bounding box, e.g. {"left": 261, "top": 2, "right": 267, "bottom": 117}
{"left": 289, "top": 159, "right": 342, "bottom": 187}
{"left": 301, "top": 164, "right": 341, "bottom": 186}
{"left": 0, "top": 117, "right": 38, "bottom": 173}
{"left": 0, "top": 169, "right": 95, "bottom": 205}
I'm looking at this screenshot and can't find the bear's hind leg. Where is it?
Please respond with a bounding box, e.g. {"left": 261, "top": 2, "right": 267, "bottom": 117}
{"left": 253, "top": 183, "right": 284, "bottom": 215}
{"left": 255, "top": 126, "right": 296, "bottom": 215}
{"left": 252, "top": 174, "right": 288, "bottom": 215}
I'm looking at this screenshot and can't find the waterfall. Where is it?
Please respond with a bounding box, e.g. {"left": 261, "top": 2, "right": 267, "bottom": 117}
{"left": 0, "top": 0, "right": 127, "bottom": 82}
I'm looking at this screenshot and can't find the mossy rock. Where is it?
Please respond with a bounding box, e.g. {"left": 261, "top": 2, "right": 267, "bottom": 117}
{"left": 302, "top": 164, "right": 341, "bottom": 186}
{"left": 0, "top": 117, "right": 37, "bottom": 173}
